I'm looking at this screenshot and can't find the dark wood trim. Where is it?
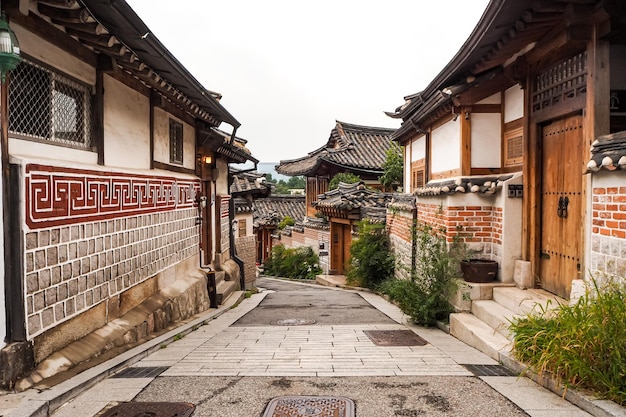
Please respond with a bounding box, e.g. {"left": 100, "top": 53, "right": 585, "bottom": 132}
{"left": 461, "top": 106, "right": 471, "bottom": 176}
{"left": 471, "top": 104, "right": 502, "bottom": 113}
{"left": 431, "top": 168, "right": 462, "bottom": 180}
{"left": 531, "top": 95, "right": 586, "bottom": 124}
{"left": 150, "top": 91, "right": 160, "bottom": 170}
{"left": 152, "top": 161, "right": 195, "bottom": 175}
{"left": 470, "top": 167, "right": 502, "bottom": 175}
{"left": 94, "top": 55, "right": 112, "bottom": 166}
{"left": 156, "top": 96, "right": 196, "bottom": 126}
{"left": 504, "top": 118, "right": 524, "bottom": 131}
{"left": 107, "top": 70, "right": 151, "bottom": 97}
{"left": 8, "top": 12, "right": 97, "bottom": 67}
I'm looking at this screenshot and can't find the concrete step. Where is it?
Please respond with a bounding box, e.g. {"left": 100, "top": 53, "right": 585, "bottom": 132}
{"left": 471, "top": 300, "right": 522, "bottom": 340}
{"left": 493, "top": 287, "right": 565, "bottom": 316}
{"left": 450, "top": 312, "right": 512, "bottom": 361}
{"left": 216, "top": 279, "right": 237, "bottom": 305}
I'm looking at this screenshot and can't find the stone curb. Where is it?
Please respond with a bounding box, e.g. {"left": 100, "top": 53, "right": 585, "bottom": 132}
{"left": 5, "top": 291, "right": 246, "bottom": 417}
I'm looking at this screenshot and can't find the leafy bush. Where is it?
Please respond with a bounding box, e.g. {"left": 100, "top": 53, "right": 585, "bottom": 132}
{"left": 264, "top": 244, "right": 322, "bottom": 280}
{"left": 329, "top": 172, "right": 361, "bottom": 190}
{"left": 509, "top": 279, "right": 626, "bottom": 405}
{"left": 278, "top": 215, "right": 295, "bottom": 229}
{"left": 346, "top": 220, "right": 394, "bottom": 288}
{"left": 379, "top": 221, "right": 459, "bottom": 326}
{"left": 379, "top": 142, "right": 403, "bottom": 191}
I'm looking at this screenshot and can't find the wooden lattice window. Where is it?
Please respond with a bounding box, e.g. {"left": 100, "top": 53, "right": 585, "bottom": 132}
{"left": 532, "top": 52, "right": 587, "bottom": 116}
{"left": 169, "top": 119, "right": 183, "bottom": 164}
{"left": 504, "top": 120, "right": 523, "bottom": 167}
{"left": 411, "top": 159, "right": 425, "bottom": 191}
{"left": 238, "top": 219, "right": 247, "bottom": 237}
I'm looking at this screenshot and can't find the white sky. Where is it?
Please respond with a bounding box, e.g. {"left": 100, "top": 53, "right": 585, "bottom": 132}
{"left": 126, "top": 0, "right": 490, "bottom": 163}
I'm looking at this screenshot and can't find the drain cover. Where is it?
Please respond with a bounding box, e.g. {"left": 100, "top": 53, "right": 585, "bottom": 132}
{"left": 271, "top": 318, "right": 317, "bottom": 326}
{"left": 99, "top": 402, "right": 195, "bottom": 417}
{"left": 263, "top": 396, "right": 355, "bottom": 417}
{"left": 464, "top": 364, "right": 516, "bottom": 376}
{"left": 111, "top": 366, "right": 169, "bottom": 379}
{"left": 363, "top": 330, "right": 427, "bottom": 346}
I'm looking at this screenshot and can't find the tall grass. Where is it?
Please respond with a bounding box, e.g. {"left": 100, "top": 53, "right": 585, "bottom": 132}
{"left": 509, "top": 279, "right": 626, "bottom": 405}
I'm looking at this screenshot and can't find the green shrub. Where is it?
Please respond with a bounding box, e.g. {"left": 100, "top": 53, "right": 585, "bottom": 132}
{"left": 379, "top": 221, "right": 459, "bottom": 326}
{"left": 329, "top": 172, "right": 361, "bottom": 190}
{"left": 278, "top": 215, "right": 295, "bottom": 229}
{"left": 346, "top": 220, "right": 394, "bottom": 289}
{"left": 509, "top": 279, "right": 626, "bottom": 405}
{"left": 264, "top": 244, "right": 322, "bottom": 280}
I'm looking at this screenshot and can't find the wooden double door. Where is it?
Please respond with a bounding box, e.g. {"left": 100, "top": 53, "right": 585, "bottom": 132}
{"left": 539, "top": 114, "right": 584, "bottom": 298}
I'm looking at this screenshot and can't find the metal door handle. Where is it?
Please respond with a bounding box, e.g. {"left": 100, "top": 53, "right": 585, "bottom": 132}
{"left": 557, "top": 196, "right": 569, "bottom": 218}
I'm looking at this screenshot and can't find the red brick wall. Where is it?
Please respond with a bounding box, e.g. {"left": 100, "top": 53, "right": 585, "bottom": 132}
{"left": 417, "top": 203, "right": 496, "bottom": 245}
{"left": 387, "top": 210, "right": 414, "bottom": 243}
{"left": 592, "top": 186, "right": 626, "bottom": 239}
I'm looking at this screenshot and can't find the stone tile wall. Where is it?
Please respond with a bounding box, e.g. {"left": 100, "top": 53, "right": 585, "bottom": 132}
{"left": 235, "top": 235, "right": 257, "bottom": 289}
{"left": 24, "top": 208, "right": 198, "bottom": 339}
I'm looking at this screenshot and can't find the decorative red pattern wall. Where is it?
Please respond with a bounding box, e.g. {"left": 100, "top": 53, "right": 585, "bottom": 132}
{"left": 22, "top": 164, "right": 200, "bottom": 339}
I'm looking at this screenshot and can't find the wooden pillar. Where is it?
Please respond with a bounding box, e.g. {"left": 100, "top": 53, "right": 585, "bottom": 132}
{"left": 460, "top": 106, "right": 472, "bottom": 176}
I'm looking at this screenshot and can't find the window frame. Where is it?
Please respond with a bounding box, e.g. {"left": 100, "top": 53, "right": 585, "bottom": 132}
{"left": 169, "top": 118, "right": 184, "bottom": 165}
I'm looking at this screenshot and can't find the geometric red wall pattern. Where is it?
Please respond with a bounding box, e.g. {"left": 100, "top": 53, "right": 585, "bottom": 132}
{"left": 25, "top": 163, "right": 201, "bottom": 229}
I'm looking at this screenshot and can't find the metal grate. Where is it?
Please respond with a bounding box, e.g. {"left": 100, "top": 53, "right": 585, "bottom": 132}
{"left": 169, "top": 118, "right": 183, "bottom": 164}
{"left": 111, "top": 366, "right": 169, "bottom": 379}
{"left": 9, "top": 59, "right": 92, "bottom": 148}
{"left": 463, "top": 364, "right": 516, "bottom": 377}
{"left": 263, "top": 396, "right": 355, "bottom": 417}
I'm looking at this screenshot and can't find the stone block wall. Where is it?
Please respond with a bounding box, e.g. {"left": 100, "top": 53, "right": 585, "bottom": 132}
{"left": 235, "top": 235, "right": 257, "bottom": 289}
{"left": 387, "top": 207, "right": 415, "bottom": 280}
{"left": 22, "top": 163, "right": 200, "bottom": 340}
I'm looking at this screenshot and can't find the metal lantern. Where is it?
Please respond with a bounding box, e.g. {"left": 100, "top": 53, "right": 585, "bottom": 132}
{"left": 0, "top": 11, "right": 20, "bottom": 80}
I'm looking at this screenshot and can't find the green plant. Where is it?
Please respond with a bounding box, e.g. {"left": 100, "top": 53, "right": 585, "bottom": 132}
{"left": 329, "top": 172, "right": 361, "bottom": 190}
{"left": 379, "top": 142, "right": 403, "bottom": 191}
{"left": 264, "top": 244, "right": 322, "bottom": 280}
{"left": 509, "top": 279, "right": 626, "bottom": 405}
{"left": 379, "top": 221, "right": 459, "bottom": 326}
{"left": 278, "top": 215, "right": 295, "bottom": 229}
{"left": 346, "top": 220, "right": 395, "bottom": 289}
{"left": 173, "top": 333, "right": 184, "bottom": 341}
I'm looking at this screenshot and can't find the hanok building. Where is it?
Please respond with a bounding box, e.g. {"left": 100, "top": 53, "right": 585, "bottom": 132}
{"left": 276, "top": 121, "right": 396, "bottom": 275}
{"left": 0, "top": 0, "right": 256, "bottom": 389}
{"left": 387, "top": 0, "right": 626, "bottom": 361}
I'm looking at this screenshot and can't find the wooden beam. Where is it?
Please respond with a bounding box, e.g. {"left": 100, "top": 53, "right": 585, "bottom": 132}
{"left": 65, "top": 28, "right": 117, "bottom": 48}
{"left": 53, "top": 20, "right": 107, "bottom": 36}
{"left": 461, "top": 106, "right": 471, "bottom": 176}
{"left": 37, "top": 2, "right": 94, "bottom": 24}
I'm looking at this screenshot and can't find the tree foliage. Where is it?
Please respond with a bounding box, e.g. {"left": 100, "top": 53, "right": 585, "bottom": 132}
{"left": 379, "top": 142, "right": 403, "bottom": 191}
{"left": 269, "top": 175, "right": 306, "bottom": 195}
{"left": 346, "top": 220, "right": 395, "bottom": 289}
{"left": 329, "top": 172, "right": 361, "bottom": 190}
{"left": 263, "top": 244, "right": 322, "bottom": 280}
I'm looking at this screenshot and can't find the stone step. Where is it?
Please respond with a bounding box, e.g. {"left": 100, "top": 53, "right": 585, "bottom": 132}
{"left": 450, "top": 312, "right": 512, "bottom": 361}
{"left": 216, "top": 279, "right": 237, "bottom": 305}
{"left": 471, "top": 300, "right": 522, "bottom": 340}
{"left": 493, "top": 287, "right": 565, "bottom": 316}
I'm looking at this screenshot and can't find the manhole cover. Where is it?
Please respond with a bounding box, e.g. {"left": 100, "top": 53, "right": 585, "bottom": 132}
{"left": 99, "top": 402, "right": 195, "bottom": 417}
{"left": 271, "top": 318, "right": 317, "bottom": 326}
{"left": 263, "top": 396, "right": 355, "bottom": 417}
{"left": 111, "top": 366, "right": 169, "bottom": 379}
{"left": 363, "top": 330, "right": 427, "bottom": 346}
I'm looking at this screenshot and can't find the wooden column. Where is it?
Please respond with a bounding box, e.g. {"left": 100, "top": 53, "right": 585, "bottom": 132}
{"left": 460, "top": 107, "right": 472, "bottom": 176}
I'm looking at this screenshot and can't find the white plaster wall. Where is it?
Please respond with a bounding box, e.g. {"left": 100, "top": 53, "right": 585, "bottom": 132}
{"left": 103, "top": 76, "right": 151, "bottom": 169}
{"left": 504, "top": 85, "right": 524, "bottom": 122}
{"left": 431, "top": 119, "right": 460, "bottom": 174}
{"left": 471, "top": 113, "right": 502, "bottom": 168}
{"left": 153, "top": 108, "right": 196, "bottom": 170}
{"left": 477, "top": 92, "right": 501, "bottom": 105}
{"left": 215, "top": 159, "right": 230, "bottom": 195}
{"left": 12, "top": 23, "right": 95, "bottom": 85}
{"left": 411, "top": 135, "right": 426, "bottom": 161}
{"left": 10, "top": 139, "right": 98, "bottom": 165}
{"left": 495, "top": 175, "right": 523, "bottom": 283}
{"left": 404, "top": 145, "right": 411, "bottom": 192}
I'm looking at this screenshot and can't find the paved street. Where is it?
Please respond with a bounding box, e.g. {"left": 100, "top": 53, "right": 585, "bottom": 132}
{"left": 28, "top": 278, "right": 591, "bottom": 416}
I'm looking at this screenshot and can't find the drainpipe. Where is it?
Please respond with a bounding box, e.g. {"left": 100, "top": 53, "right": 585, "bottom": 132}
{"left": 227, "top": 162, "right": 258, "bottom": 291}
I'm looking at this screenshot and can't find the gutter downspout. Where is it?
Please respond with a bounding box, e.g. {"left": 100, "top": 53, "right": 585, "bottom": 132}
{"left": 227, "top": 160, "right": 258, "bottom": 291}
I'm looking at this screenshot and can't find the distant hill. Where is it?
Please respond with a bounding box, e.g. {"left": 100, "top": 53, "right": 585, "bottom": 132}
{"left": 257, "top": 162, "right": 290, "bottom": 182}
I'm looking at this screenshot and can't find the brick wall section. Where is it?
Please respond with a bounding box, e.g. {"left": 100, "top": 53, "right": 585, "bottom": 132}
{"left": 591, "top": 186, "right": 626, "bottom": 280}
{"left": 387, "top": 208, "right": 414, "bottom": 280}
{"left": 24, "top": 208, "right": 198, "bottom": 338}
{"left": 416, "top": 202, "right": 495, "bottom": 257}
{"left": 235, "top": 235, "right": 257, "bottom": 289}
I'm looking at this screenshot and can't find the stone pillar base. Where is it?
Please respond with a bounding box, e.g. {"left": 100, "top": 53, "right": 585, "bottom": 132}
{"left": 0, "top": 342, "right": 34, "bottom": 390}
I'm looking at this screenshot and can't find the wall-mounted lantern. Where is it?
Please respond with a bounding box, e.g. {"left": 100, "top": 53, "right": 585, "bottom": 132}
{"left": 0, "top": 11, "right": 20, "bottom": 81}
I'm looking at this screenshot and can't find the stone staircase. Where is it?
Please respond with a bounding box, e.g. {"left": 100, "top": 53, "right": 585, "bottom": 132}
{"left": 215, "top": 270, "right": 237, "bottom": 305}
{"left": 450, "top": 284, "right": 566, "bottom": 361}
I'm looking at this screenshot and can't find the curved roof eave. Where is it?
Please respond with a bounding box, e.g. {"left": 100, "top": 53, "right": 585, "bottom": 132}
{"left": 80, "top": 0, "right": 241, "bottom": 129}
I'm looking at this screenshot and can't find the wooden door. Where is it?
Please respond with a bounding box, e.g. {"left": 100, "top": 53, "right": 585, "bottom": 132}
{"left": 539, "top": 114, "right": 583, "bottom": 298}
{"left": 330, "top": 222, "right": 352, "bottom": 275}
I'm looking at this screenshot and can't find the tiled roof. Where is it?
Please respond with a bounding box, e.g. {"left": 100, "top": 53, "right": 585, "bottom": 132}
{"left": 415, "top": 175, "right": 514, "bottom": 197}
{"left": 211, "top": 129, "right": 258, "bottom": 164}
{"left": 234, "top": 197, "right": 253, "bottom": 213}
{"left": 587, "top": 131, "right": 626, "bottom": 172}
{"left": 313, "top": 182, "right": 393, "bottom": 212}
{"left": 252, "top": 196, "right": 305, "bottom": 227}
{"left": 389, "top": 194, "right": 417, "bottom": 212}
{"left": 276, "top": 121, "right": 396, "bottom": 176}
{"left": 230, "top": 171, "right": 272, "bottom": 197}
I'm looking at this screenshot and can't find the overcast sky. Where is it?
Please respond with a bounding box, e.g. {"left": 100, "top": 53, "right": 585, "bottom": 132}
{"left": 126, "top": 0, "right": 490, "bottom": 163}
